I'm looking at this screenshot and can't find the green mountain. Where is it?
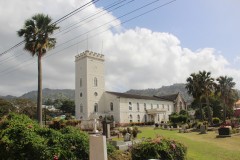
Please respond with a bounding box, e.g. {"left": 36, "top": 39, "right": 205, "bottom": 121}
{"left": 126, "top": 83, "right": 193, "bottom": 104}
{"left": 20, "top": 88, "right": 75, "bottom": 102}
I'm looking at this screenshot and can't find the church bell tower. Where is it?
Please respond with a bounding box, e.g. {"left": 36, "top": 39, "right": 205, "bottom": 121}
{"left": 75, "top": 50, "right": 105, "bottom": 120}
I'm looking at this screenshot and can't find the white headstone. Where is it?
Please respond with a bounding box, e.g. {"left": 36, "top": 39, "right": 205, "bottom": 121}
{"left": 89, "top": 135, "right": 107, "bottom": 160}
{"left": 124, "top": 133, "right": 131, "bottom": 141}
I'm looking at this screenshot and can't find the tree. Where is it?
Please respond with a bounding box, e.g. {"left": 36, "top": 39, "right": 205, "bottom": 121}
{"left": 0, "top": 98, "right": 15, "bottom": 117}
{"left": 60, "top": 99, "right": 75, "bottom": 115}
{"left": 216, "top": 76, "right": 236, "bottom": 122}
{"left": 12, "top": 98, "right": 37, "bottom": 119}
{"left": 17, "top": 14, "right": 59, "bottom": 125}
{"left": 186, "top": 71, "right": 215, "bottom": 124}
{"left": 186, "top": 73, "right": 204, "bottom": 120}
{"left": 198, "top": 71, "right": 215, "bottom": 124}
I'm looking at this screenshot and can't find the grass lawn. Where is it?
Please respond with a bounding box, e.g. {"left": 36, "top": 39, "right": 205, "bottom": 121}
{"left": 113, "top": 127, "right": 240, "bottom": 160}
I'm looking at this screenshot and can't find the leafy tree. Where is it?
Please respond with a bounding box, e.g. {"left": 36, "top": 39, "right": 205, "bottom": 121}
{"left": 0, "top": 98, "right": 15, "bottom": 117}
{"left": 216, "top": 76, "right": 237, "bottom": 122}
{"left": 198, "top": 71, "right": 215, "bottom": 124}
{"left": 186, "top": 71, "right": 215, "bottom": 124}
{"left": 186, "top": 73, "right": 204, "bottom": 120}
{"left": 60, "top": 99, "right": 75, "bottom": 115}
{"left": 18, "top": 14, "right": 59, "bottom": 125}
{"left": 0, "top": 113, "right": 89, "bottom": 159}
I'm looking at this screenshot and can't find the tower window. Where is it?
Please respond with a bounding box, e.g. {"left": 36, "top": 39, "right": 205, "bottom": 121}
{"left": 94, "top": 77, "right": 98, "bottom": 87}
{"left": 80, "top": 104, "right": 83, "bottom": 113}
{"left": 94, "top": 103, "right": 98, "bottom": 112}
{"left": 80, "top": 78, "right": 82, "bottom": 87}
{"left": 110, "top": 102, "right": 113, "bottom": 111}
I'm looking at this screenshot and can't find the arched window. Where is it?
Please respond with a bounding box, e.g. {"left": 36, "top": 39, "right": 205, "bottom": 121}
{"left": 137, "top": 114, "right": 140, "bottom": 122}
{"left": 144, "top": 114, "right": 147, "bottom": 122}
{"left": 110, "top": 102, "right": 113, "bottom": 111}
{"left": 111, "top": 115, "right": 114, "bottom": 121}
{"left": 129, "top": 102, "right": 132, "bottom": 110}
{"left": 80, "top": 92, "right": 82, "bottom": 97}
{"left": 80, "top": 104, "right": 83, "bottom": 113}
{"left": 80, "top": 78, "right": 82, "bottom": 87}
{"left": 158, "top": 114, "right": 160, "bottom": 121}
{"left": 94, "top": 103, "right": 98, "bottom": 112}
{"left": 137, "top": 103, "right": 139, "bottom": 111}
{"left": 144, "top": 103, "right": 146, "bottom": 110}
{"left": 129, "top": 114, "right": 133, "bottom": 123}
{"left": 94, "top": 77, "right": 98, "bottom": 87}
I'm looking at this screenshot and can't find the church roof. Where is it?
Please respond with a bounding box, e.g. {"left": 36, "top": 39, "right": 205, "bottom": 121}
{"left": 106, "top": 91, "right": 172, "bottom": 102}
{"left": 154, "top": 93, "right": 180, "bottom": 101}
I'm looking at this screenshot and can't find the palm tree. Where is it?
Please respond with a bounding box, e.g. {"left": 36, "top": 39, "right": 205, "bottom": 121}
{"left": 198, "top": 71, "right": 215, "bottom": 124}
{"left": 216, "top": 76, "right": 236, "bottom": 123}
{"left": 186, "top": 73, "right": 204, "bottom": 120}
{"left": 186, "top": 71, "right": 215, "bottom": 123}
{"left": 17, "top": 13, "right": 59, "bottom": 125}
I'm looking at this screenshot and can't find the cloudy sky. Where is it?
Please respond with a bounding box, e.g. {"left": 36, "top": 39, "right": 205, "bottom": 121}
{"left": 0, "top": 0, "right": 240, "bottom": 96}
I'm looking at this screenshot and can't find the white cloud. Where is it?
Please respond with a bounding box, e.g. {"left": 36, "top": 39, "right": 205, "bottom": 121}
{"left": 0, "top": 0, "right": 240, "bottom": 97}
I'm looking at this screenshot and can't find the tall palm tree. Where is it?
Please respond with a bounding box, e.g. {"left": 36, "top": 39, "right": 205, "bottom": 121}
{"left": 17, "top": 13, "right": 59, "bottom": 125}
{"left": 216, "top": 76, "right": 236, "bottom": 123}
{"left": 199, "top": 71, "right": 215, "bottom": 124}
{"left": 186, "top": 73, "right": 204, "bottom": 120}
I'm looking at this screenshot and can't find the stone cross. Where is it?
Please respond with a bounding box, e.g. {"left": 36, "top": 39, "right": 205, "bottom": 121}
{"left": 93, "top": 118, "right": 99, "bottom": 133}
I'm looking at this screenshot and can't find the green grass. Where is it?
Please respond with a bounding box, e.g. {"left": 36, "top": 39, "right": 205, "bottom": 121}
{"left": 114, "top": 127, "right": 240, "bottom": 160}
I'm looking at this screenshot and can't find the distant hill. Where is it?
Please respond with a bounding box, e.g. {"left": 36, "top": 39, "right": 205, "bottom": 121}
{"left": 2, "top": 84, "right": 239, "bottom": 104}
{"left": 126, "top": 83, "right": 193, "bottom": 104}
{"left": 20, "top": 88, "right": 75, "bottom": 102}
{"left": 0, "top": 95, "right": 17, "bottom": 100}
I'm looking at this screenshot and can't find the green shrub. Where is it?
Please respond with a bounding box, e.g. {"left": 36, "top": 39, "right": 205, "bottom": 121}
{"left": 213, "top": 117, "right": 220, "bottom": 124}
{"left": 131, "top": 136, "right": 187, "bottom": 160}
{"left": 0, "top": 113, "right": 89, "bottom": 160}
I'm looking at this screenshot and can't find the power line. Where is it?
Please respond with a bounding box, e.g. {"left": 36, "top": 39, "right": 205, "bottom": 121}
{"left": 0, "top": 0, "right": 177, "bottom": 76}
{"left": 0, "top": 0, "right": 100, "bottom": 57}
{"left": 0, "top": 0, "right": 130, "bottom": 65}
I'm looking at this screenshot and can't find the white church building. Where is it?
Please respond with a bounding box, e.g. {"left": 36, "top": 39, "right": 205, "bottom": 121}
{"left": 75, "top": 50, "right": 187, "bottom": 124}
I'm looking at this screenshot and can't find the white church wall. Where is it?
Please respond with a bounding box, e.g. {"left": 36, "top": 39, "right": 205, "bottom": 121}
{"left": 103, "top": 92, "right": 121, "bottom": 123}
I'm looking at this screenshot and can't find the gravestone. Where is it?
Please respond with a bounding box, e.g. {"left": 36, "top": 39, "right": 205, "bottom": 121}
{"left": 200, "top": 125, "right": 207, "bottom": 134}
{"left": 89, "top": 135, "right": 107, "bottom": 160}
{"left": 124, "top": 133, "right": 131, "bottom": 142}
{"left": 102, "top": 117, "right": 111, "bottom": 138}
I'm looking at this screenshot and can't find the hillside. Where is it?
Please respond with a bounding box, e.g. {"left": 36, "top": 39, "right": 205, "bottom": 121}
{"left": 1, "top": 84, "right": 193, "bottom": 103}
{"left": 126, "top": 83, "right": 193, "bottom": 104}
{"left": 20, "top": 88, "right": 75, "bottom": 102}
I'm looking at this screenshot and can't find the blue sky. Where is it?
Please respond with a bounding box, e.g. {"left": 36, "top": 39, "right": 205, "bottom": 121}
{"left": 0, "top": 0, "right": 240, "bottom": 96}
{"left": 97, "top": 0, "right": 240, "bottom": 65}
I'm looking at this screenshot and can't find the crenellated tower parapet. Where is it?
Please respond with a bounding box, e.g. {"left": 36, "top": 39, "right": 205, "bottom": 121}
{"left": 75, "top": 50, "right": 104, "bottom": 62}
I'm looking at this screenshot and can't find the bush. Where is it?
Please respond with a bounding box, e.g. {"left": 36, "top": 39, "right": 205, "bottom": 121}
{"left": 131, "top": 136, "right": 187, "bottom": 160}
{"left": 212, "top": 117, "right": 220, "bottom": 124}
{"left": 0, "top": 113, "right": 89, "bottom": 160}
